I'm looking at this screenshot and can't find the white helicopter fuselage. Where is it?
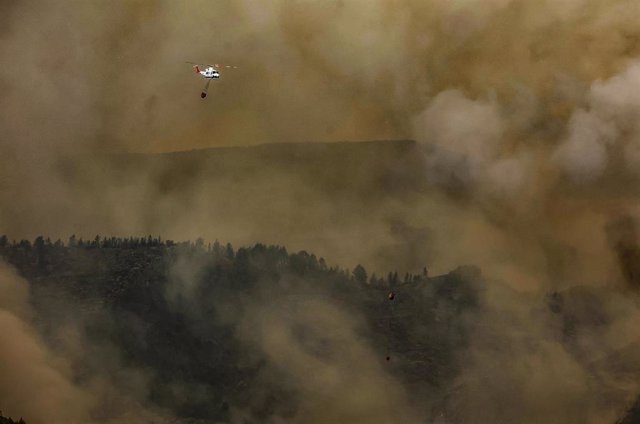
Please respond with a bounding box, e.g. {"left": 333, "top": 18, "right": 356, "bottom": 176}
{"left": 190, "top": 62, "right": 234, "bottom": 98}
{"left": 197, "top": 66, "right": 220, "bottom": 79}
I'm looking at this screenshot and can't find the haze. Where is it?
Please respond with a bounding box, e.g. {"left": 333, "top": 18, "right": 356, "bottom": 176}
{"left": 1, "top": 1, "right": 640, "bottom": 423}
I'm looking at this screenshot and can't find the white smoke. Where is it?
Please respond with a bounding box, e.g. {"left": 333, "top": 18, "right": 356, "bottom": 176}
{"left": 554, "top": 60, "right": 640, "bottom": 181}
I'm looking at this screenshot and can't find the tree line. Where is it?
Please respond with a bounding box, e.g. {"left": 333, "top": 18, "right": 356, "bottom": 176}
{"left": 0, "top": 235, "right": 429, "bottom": 287}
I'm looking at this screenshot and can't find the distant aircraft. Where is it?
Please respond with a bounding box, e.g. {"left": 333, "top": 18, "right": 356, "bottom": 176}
{"left": 186, "top": 62, "right": 238, "bottom": 99}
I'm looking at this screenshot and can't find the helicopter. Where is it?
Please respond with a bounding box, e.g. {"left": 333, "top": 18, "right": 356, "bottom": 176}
{"left": 187, "top": 62, "right": 238, "bottom": 98}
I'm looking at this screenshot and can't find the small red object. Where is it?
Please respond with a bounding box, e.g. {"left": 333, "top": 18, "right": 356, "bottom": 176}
{"left": 388, "top": 292, "right": 395, "bottom": 301}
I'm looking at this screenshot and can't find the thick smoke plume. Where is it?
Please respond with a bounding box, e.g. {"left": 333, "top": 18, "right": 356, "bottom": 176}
{"left": 2, "top": 0, "right": 640, "bottom": 278}
{"left": 3, "top": 0, "right": 640, "bottom": 422}
{"left": 0, "top": 260, "right": 176, "bottom": 423}
{"left": 230, "top": 288, "right": 419, "bottom": 423}
{"left": 0, "top": 263, "right": 90, "bottom": 423}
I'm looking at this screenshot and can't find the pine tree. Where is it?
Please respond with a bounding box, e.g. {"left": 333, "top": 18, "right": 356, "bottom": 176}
{"left": 353, "top": 264, "right": 368, "bottom": 284}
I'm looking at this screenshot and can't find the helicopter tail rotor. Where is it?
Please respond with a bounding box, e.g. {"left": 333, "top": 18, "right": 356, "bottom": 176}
{"left": 186, "top": 61, "right": 201, "bottom": 73}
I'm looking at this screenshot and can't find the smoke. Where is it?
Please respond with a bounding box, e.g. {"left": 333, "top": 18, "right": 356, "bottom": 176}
{"left": 554, "top": 61, "right": 640, "bottom": 182}
{"left": 0, "top": 260, "right": 177, "bottom": 424}
{"left": 442, "top": 279, "right": 640, "bottom": 424}
{"left": 157, "top": 247, "right": 424, "bottom": 423}
{"left": 414, "top": 90, "right": 506, "bottom": 187}
{"left": 2, "top": 0, "right": 640, "bottom": 270}
{"left": 606, "top": 216, "right": 640, "bottom": 289}
{"left": 229, "top": 288, "right": 419, "bottom": 424}
{"left": 3, "top": 0, "right": 640, "bottom": 422}
{"left": 0, "top": 262, "right": 92, "bottom": 423}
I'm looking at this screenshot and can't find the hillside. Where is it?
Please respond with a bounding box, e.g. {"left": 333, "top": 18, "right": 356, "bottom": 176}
{"left": 2, "top": 237, "right": 639, "bottom": 423}
{"left": 50, "top": 140, "right": 434, "bottom": 274}
{"left": 0, "top": 414, "right": 25, "bottom": 424}
{"left": 120, "top": 139, "right": 424, "bottom": 194}
{"left": 0, "top": 237, "right": 479, "bottom": 423}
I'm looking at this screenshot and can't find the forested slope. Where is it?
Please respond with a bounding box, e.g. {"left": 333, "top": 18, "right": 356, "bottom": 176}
{"left": 2, "top": 236, "right": 639, "bottom": 423}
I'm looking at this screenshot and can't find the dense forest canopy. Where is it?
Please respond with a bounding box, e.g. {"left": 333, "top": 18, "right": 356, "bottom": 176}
{"left": 0, "top": 235, "right": 639, "bottom": 423}
{"left": 0, "top": 413, "right": 25, "bottom": 424}
{"left": 0, "top": 235, "right": 474, "bottom": 423}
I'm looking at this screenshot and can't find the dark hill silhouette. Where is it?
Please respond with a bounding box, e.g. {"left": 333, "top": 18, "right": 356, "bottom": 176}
{"left": 0, "top": 236, "right": 479, "bottom": 422}
{"left": 115, "top": 139, "right": 427, "bottom": 205}
{"left": 0, "top": 414, "right": 25, "bottom": 424}
{"left": 2, "top": 237, "right": 639, "bottom": 423}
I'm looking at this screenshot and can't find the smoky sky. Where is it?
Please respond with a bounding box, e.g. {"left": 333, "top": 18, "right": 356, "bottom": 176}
{"left": 3, "top": 2, "right": 640, "bottom": 423}
{"left": 2, "top": 0, "right": 638, "bottom": 152}
{"left": 2, "top": 0, "right": 640, "bottom": 283}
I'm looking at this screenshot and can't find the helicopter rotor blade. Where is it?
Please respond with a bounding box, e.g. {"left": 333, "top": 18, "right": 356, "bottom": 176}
{"left": 206, "top": 63, "right": 238, "bottom": 69}
{"left": 188, "top": 60, "right": 238, "bottom": 68}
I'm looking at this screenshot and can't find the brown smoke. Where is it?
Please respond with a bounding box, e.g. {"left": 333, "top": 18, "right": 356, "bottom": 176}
{"left": 0, "top": 262, "right": 92, "bottom": 423}
{"left": 230, "top": 288, "right": 420, "bottom": 423}
{"left": 0, "top": 260, "right": 177, "bottom": 424}
{"left": 3, "top": 0, "right": 640, "bottom": 422}
{"left": 1, "top": 0, "right": 639, "bottom": 277}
